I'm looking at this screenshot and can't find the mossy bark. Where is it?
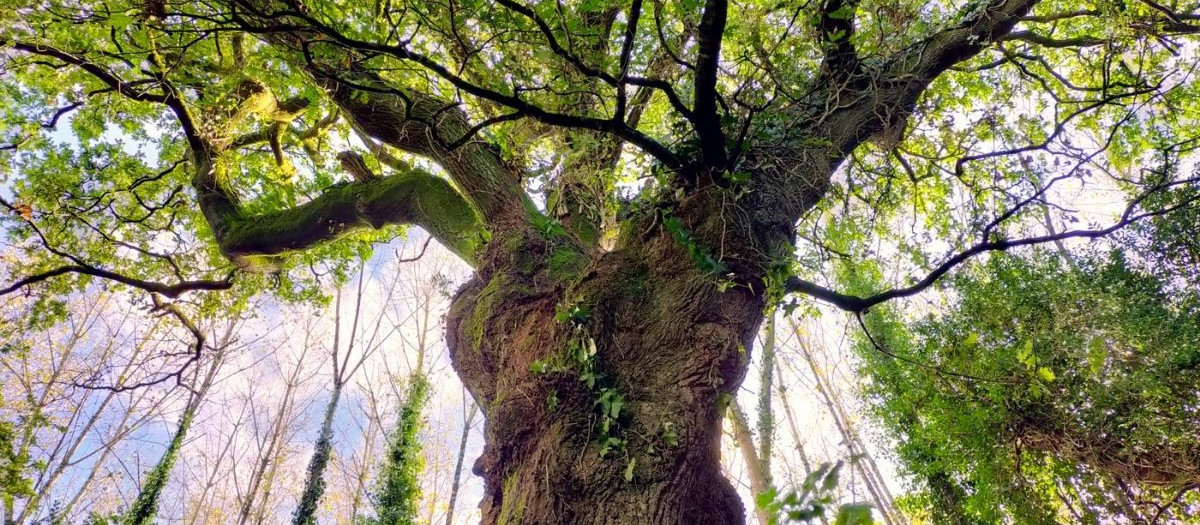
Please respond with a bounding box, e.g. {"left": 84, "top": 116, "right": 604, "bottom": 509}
{"left": 198, "top": 158, "right": 484, "bottom": 266}
{"left": 445, "top": 204, "right": 771, "bottom": 524}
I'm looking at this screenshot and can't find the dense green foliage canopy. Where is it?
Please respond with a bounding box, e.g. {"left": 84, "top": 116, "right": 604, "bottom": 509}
{"left": 855, "top": 245, "right": 1200, "bottom": 522}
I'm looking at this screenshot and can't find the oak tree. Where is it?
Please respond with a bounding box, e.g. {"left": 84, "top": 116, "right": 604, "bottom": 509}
{"left": 3, "top": 0, "right": 1200, "bottom": 522}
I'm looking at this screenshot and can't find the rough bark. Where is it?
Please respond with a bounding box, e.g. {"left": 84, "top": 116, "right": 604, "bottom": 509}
{"left": 444, "top": 201, "right": 772, "bottom": 524}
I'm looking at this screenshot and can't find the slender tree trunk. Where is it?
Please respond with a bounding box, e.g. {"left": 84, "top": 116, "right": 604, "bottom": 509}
{"left": 238, "top": 376, "right": 302, "bottom": 525}
{"left": 788, "top": 321, "right": 898, "bottom": 525}
{"left": 122, "top": 409, "right": 195, "bottom": 525}
{"left": 444, "top": 400, "right": 477, "bottom": 525}
{"left": 346, "top": 391, "right": 384, "bottom": 524}
{"left": 19, "top": 339, "right": 156, "bottom": 524}
{"left": 730, "top": 400, "right": 773, "bottom": 525}
{"left": 773, "top": 368, "right": 828, "bottom": 525}
{"left": 186, "top": 400, "right": 248, "bottom": 525}
{"left": 124, "top": 337, "right": 228, "bottom": 525}
{"left": 292, "top": 382, "right": 343, "bottom": 525}
{"left": 756, "top": 315, "right": 776, "bottom": 487}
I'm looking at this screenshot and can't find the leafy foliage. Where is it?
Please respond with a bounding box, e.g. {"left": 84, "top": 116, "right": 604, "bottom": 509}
{"left": 756, "top": 462, "right": 877, "bottom": 525}
{"left": 0, "top": 417, "right": 33, "bottom": 516}
{"left": 855, "top": 248, "right": 1200, "bottom": 522}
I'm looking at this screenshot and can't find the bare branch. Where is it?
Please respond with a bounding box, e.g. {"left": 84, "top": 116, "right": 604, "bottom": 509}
{"left": 76, "top": 296, "right": 208, "bottom": 393}
{"left": 786, "top": 176, "right": 1200, "bottom": 311}
{"left": 0, "top": 265, "right": 233, "bottom": 298}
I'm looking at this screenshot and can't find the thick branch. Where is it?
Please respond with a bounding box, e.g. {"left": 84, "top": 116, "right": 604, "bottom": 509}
{"left": 896, "top": 0, "right": 1042, "bottom": 81}
{"left": 313, "top": 69, "right": 533, "bottom": 225}
{"left": 199, "top": 163, "right": 484, "bottom": 266}
{"left": 693, "top": 0, "right": 729, "bottom": 171}
{"left": 44, "top": 22, "right": 494, "bottom": 265}
{"left": 819, "top": 0, "right": 1042, "bottom": 152}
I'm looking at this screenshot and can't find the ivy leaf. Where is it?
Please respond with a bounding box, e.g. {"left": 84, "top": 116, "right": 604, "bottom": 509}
{"left": 1087, "top": 337, "right": 1107, "bottom": 375}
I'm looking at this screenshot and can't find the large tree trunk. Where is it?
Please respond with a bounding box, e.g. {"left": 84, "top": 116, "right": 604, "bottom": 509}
{"left": 446, "top": 215, "right": 768, "bottom": 524}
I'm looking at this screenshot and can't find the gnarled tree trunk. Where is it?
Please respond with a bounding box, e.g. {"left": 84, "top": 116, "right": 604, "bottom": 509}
{"left": 446, "top": 213, "right": 771, "bottom": 524}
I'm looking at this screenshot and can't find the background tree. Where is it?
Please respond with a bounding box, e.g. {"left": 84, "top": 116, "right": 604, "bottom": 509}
{"left": 852, "top": 246, "right": 1200, "bottom": 523}
{"left": 293, "top": 262, "right": 396, "bottom": 525}
{"left": 3, "top": 0, "right": 1200, "bottom": 523}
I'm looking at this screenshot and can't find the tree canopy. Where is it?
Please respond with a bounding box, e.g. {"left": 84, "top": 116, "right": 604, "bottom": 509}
{"left": 2, "top": 0, "right": 1195, "bottom": 305}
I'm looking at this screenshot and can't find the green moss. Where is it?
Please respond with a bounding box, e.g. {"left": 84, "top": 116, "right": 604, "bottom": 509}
{"left": 466, "top": 274, "right": 506, "bottom": 353}
{"left": 499, "top": 234, "right": 533, "bottom": 270}
{"left": 212, "top": 172, "right": 485, "bottom": 268}
{"left": 496, "top": 473, "right": 526, "bottom": 525}
{"left": 546, "top": 246, "right": 587, "bottom": 281}
{"left": 364, "top": 174, "right": 485, "bottom": 264}
{"left": 233, "top": 253, "right": 287, "bottom": 272}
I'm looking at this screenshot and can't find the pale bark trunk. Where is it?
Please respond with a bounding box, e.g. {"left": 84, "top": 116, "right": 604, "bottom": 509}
{"left": 756, "top": 316, "right": 776, "bottom": 485}
{"left": 445, "top": 400, "right": 477, "bottom": 525}
{"left": 730, "top": 400, "right": 774, "bottom": 525}
{"left": 774, "top": 366, "right": 828, "bottom": 525}
{"left": 788, "top": 320, "right": 898, "bottom": 525}
{"left": 237, "top": 360, "right": 306, "bottom": 525}
{"left": 186, "top": 401, "right": 249, "bottom": 525}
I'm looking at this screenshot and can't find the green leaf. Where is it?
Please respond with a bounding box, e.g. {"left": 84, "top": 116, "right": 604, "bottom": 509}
{"left": 608, "top": 393, "right": 624, "bottom": 419}
{"left": 755, "top": 487, "right": 779, "bottom": 510}
{"left": 1087, "top": 337, "right": 1107, "bottom": 375}
{"left": 1036, "top": 366, "right": 1055, "bottom": 382}
{"left": 834, "top": 503, "right": 875, "bottom": 525}
{"left": 828, "top": 4, "right": 856, "bottom": 20}
{"left": 1017, "top": 340, "right": 1035, "bottom": 367}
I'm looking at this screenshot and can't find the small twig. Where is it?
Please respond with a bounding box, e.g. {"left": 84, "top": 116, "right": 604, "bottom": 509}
{"left": 73, "top": 296, "right": 207, "bottom": 392}
{"left": 395, "top": 236, "right": 434, "bottom": 263}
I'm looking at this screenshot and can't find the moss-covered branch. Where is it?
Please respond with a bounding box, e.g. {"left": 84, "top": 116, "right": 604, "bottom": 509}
{"left": 317, "top": 70, "right": 536, "bottom": 227}
{"left": 198, "top": 162, "right": 484, "bottom": 266}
